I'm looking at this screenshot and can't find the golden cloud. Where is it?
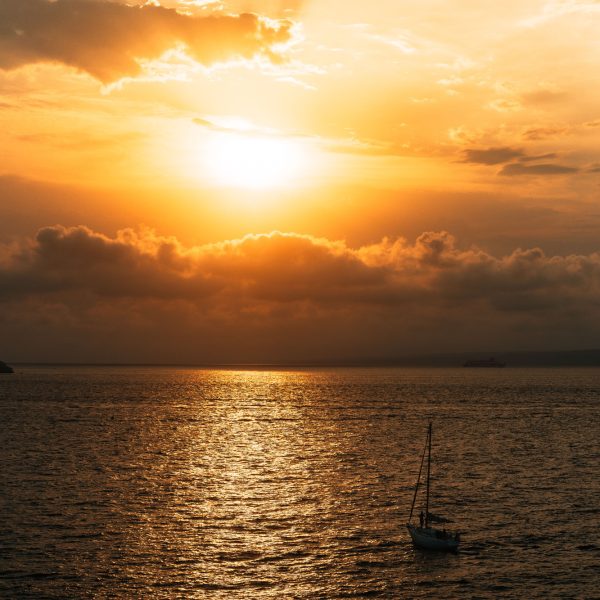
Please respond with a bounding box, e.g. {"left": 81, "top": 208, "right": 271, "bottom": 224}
{"left": 0, "top": 0, "right": 295, "bottom": 82}
{"left": 2, "top": 225, "right": 600, "bottom": 315}
{"left": 3, "top": 225, "right": 600, "bottom": 361}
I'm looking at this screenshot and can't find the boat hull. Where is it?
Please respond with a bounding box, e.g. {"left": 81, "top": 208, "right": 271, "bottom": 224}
{"left": 407, "top": 524, "right": 459, "bottom": 551}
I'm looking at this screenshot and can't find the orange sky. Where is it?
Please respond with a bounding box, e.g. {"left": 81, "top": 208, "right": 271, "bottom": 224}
{"left": 1, "top": 0, "right": 600, "bottom": 362}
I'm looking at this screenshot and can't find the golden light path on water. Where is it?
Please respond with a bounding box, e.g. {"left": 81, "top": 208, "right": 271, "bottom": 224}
{"left": 167, "top": 369, "right": 403, "bottom": 596}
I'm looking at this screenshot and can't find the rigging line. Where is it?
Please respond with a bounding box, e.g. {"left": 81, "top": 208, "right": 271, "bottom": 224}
{"left": 425, "top": 421, "right": 432, "bottom": 528}
{"left": 408, "top": 424, "right": 429, "bottom": 523}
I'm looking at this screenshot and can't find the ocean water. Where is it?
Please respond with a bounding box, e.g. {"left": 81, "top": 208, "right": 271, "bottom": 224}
{"left": 0, "top": 366, "right": 598, "bottom": 599}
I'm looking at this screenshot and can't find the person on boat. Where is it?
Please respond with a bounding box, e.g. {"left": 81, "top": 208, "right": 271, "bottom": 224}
{"left": 419, "top": 511, "right": 424, "bottom": 528}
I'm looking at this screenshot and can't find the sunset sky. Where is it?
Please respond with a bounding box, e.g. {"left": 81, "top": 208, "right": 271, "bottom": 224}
{"left": 2, "top": 0, "right": 600, "bottom": 363}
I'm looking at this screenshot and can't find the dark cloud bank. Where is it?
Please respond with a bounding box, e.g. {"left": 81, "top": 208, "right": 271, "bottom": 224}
{"left": 2, "top": 225, "right": 600, "bottom": 362}
{"left": 0, "top": 0, "right": 294, "bottom": 82}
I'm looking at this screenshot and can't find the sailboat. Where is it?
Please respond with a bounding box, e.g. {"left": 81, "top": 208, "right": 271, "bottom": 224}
{"left": 406, "top": 422, "right": 460, "bottom": 551}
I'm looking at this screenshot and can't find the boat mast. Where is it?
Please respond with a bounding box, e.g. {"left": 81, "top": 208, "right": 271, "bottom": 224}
{"left": 408, "top": 425, "right": 429, "bottom": 523}
{"left": 425, "top": 422, "right": 432, "bottom": 528}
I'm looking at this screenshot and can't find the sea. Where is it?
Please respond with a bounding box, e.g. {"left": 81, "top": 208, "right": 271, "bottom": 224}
{"left": 0, "top": 366, "right": 598, "bottom": 599}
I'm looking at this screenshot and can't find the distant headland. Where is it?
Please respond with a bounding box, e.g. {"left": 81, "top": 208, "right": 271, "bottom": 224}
{"left": 0, "top": 361, "right": 14, "bottom": 373}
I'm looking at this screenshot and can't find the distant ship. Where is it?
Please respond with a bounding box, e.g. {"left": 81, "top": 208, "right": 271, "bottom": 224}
{"left": 0, "top": 361, "right": 14, "bottom": 373}
{"left": 463, "top": 357, "right": 506, "bottom": 368}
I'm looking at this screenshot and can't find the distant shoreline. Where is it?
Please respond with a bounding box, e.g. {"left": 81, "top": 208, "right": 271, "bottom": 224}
{"left": 7, "top": 349, "right": 600, "bottom": 369}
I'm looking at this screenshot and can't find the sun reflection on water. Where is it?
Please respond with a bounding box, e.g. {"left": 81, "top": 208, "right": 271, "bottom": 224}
{"left": 3, "top": 367, "right": 599, "bottom": 597}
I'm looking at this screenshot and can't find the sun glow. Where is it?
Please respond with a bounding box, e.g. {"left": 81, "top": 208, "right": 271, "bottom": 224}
{"left": 205, "top": 134, "right": 305, "bottom": 189}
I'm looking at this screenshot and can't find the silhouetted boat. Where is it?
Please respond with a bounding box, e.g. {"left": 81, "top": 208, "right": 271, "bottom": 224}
{"left": 463, "top": 357, "right": 506, "bottom": 368}
{"left": 0, "top": 361, "right": 14, "bottom": 373}
{"left": 406, "top": 422, "right": 460, "bottom": 551}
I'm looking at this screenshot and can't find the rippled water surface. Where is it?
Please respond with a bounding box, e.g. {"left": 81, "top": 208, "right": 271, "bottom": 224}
{"left": 1, "top": 366, "right": 599, "bottom": 598}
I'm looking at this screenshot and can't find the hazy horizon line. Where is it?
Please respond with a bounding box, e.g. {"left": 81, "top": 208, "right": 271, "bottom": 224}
{"left": 7, "top": 347, "right": 600, "bottom": 369}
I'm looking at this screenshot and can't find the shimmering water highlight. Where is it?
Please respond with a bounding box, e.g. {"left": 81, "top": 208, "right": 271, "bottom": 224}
{"left": 1, "top": 367, "right": 598, "bottom": 598}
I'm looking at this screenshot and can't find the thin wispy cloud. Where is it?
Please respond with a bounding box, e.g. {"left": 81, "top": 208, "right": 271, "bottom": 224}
{"left": 462, "top": 147, "right": 526, "bottom": 165}
{"left": 499, "top": 163, "right": 579, "bottom": 176}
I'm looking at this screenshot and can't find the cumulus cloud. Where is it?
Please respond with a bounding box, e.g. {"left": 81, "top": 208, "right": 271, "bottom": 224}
{"left": 2, "top": 224, "right": 600, "bottom": 315}
{"left": 0, "top": 0, "right": 295, "bottom": 82}
{"left": 3, "top": 225, "right": 600, "bottom": 361}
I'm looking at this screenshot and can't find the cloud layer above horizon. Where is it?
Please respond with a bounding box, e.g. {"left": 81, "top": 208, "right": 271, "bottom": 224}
{"left": 2, "top": 224, "right": 600, "bottom": 362}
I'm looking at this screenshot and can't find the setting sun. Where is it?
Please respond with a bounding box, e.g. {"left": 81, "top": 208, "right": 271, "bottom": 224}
{"left": 205, "top": 134, "right": 305, "bottom": 189}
